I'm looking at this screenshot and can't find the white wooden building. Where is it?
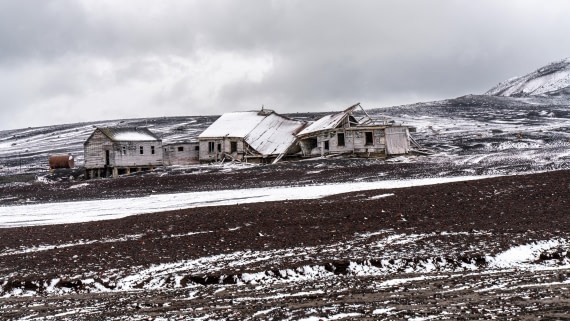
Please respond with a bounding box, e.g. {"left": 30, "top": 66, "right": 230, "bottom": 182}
{"left": 296, "top": 103, "right": 411, "bottom": 157}
{"left": 162, "top": 141, "right": 200, "bottom": 166}
{"left": 84, "top": 127, "right": 163, "bottom": 179}
{"left": 198, "top": 108, "right": 306, "bottom": 163}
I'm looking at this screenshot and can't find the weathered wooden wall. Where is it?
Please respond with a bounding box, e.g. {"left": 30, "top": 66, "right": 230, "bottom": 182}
{"left": 385, "top": 127, "right": 410, "bottom": 155}
{"left": 84, "top": 130, "right": 163, "bottom": 169}
{"left": 163, "top": 143, "right": 200, "bottom": 166}
{"left": 312, "top": 128, "right": 387, "bottom": 155}
{"left": 112, "top": 141, "right": 163, "bottom": 167}
{"left": 84, "top": 130, "right": 112, "bottom": 169}
{"left": 199, "top": 138, "right": 245, "bottom": 162}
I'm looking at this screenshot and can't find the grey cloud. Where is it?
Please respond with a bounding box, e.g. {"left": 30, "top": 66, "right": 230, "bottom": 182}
{"left": 2, "top": 0, "right": 570, "bottom": 129}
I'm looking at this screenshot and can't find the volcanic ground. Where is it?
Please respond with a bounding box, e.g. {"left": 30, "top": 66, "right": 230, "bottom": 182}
{"left": 0, "top": 164, "right": 568, "bottom": 320}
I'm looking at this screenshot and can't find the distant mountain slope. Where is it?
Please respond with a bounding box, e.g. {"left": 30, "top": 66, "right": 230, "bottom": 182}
{"left": 485, "top": 58, "right": 570, "bottom": 97}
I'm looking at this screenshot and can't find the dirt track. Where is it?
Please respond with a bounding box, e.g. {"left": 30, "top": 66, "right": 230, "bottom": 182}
{"left": 0, "top": 169, "right": 569, "bottom": 319}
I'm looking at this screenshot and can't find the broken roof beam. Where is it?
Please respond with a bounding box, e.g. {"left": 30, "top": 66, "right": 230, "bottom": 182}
{"left": 356, "top": 104, "right": 376, "bottom": 125}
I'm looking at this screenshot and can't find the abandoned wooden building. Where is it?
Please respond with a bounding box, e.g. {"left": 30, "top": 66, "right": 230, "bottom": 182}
{"left": 84, "top": 127, "right": 163, "bottom": 179}
{"left": 198, "top": 108, "right": 306, "bottom": 163}
{"left": 162, "top": 141, "right": 200, "bottom": 166}
{"left": 296, "top": 103, "right": 412, "bottom": 157}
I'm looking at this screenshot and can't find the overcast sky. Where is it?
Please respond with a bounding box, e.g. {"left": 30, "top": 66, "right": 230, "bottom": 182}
{"left": 1, "top": 0, "right": 570, "bottom": 130}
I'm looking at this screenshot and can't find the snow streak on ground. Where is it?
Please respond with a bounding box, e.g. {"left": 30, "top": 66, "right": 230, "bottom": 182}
{"left": 2, "top": 228, "right": 569, "bottom": 321}
{"left": 0, "top": 176, "right": 488, "bottom": 228}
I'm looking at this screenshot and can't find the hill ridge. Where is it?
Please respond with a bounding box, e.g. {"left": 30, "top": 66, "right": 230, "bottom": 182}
{"left": 485, "top": 58, "right": 570, "bottom": 97}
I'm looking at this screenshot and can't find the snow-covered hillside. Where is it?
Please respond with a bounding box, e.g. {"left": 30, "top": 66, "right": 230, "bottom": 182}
{"left": 485, "top": 58, "right": 570, "bottom": 97}
{"left": 1, "top": 58, "right": 570, "bottom": 180}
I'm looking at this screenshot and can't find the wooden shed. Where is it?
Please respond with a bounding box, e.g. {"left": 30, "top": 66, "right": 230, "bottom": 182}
{"left": 296, "top": 103, "right": 411, "bottom": 157}
{"left": 162, "top": 141, "right": 200, "bottom": 166}
{"left": 198, "top": 108, "right": 307, "bottom": 163}
{"left": 84, "top": 127, "right": 163, "bottom": 179}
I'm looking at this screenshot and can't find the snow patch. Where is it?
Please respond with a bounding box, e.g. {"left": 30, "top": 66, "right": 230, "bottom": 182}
{"left": 367, "top": 193, "right": 394, "bottom": 200}
{"left": 0, "top": 176, "right": 492, "bottom": 228}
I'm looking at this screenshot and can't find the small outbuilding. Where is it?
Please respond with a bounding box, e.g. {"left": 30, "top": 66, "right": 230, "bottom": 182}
{"left": 296, "top": 103, "right": 412, "bottom": 157}
{"left": 198, "top": 108, "right": 307, "bottom": 163}
{"left": 162, "top": 141, "right": 200, "bottom": 166}
{"left": 84, "top": 127, "right": 163, "bottom": 179}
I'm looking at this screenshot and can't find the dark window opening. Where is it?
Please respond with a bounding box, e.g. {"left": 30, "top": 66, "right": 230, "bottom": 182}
{"left": 230, "top": 141, "right": 237, "bottom": 153}
{"left": 337, "top": 133, "right": 345, "bottom": 146}
{"left": 140, "top": 146, "right": 144, "bottom": 154}
{"left": 195, "top": 146, "right": 199, "bottom": 151}
{"left": 122, "top": 146, "right": 127, "bottom": 155}
{"left": 208, "top": 142, "right": 215, "bottom": 153}
{"left": 365, "top": 132, "right": 373, "bottom": 146}
{"left": 178, "top": 146, "right": 184, "bottom": 152}
{"left": 151, "top": 146, "right": 155, "bottom": 154}
{"left": 105, "top": 150, "right": 110, "bottom": 166}
{"left": 324, "top": 140, "right": 329, "bottom": 150}
{"left": 217, "top": 144, "right": 221, "bottom": 152}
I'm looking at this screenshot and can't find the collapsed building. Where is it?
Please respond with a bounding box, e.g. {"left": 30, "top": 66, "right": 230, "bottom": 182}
{"left": 197, "top": 103, "right": 417, "bottom": 163}
{"left": 82, "top": 104, "right": 421, "bottom": 178}
{"left": 296, "top": 103, "right": 413, "bottom": 157}
{"left": 197, "top": 108, "right": 306, "bottom": 163}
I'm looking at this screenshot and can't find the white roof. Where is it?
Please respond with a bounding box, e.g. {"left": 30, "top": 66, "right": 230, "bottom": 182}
{"left": 297, "top": 104, "right": 363, "bottom": 137}
{"left": 199, "top": 111, "right": 305, "bottom": 156}
{"left": 245, "top": 113, "right": 304, "bottom": 155}
{"left": 98, "top": 127, "right": 160, "bottom": 142}
{"left": 198, "top": 112, "right": 265, "bottom": 138}
{"left": 112, "top": 132, "right": 157, "bottom": 141}
{"left": 297, "top": 111, "right": 347, "bottom": 136}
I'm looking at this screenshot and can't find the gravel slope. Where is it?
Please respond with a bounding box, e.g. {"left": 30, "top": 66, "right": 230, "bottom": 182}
{"left": 0, "top": 169, "right": 568, "bottom": 320}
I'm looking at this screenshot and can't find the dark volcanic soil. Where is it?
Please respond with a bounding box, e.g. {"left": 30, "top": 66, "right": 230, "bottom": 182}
{"left": 0, "top": 169, "right": 569, "bottom": 320}
{"left": 2, "top": 155, "right": 563, "bottom": 206}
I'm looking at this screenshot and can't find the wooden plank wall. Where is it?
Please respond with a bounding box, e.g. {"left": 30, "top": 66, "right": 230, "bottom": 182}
{"left": 163, "top": 143, "right": 200, "bottom": 165}
{"left": 84, "top": 130, "right": 163, "bottom": 169}
{"left": 84, "top": 130, "right": 112, "bottom": 169}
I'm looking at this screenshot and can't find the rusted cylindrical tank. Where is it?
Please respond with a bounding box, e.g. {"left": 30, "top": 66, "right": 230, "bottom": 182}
{"left": 49, "top": 155, "right": 75, "bottom": 169}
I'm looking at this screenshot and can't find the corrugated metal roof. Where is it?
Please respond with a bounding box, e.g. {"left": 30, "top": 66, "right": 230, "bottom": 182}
{"left": 99, "top": 127, "right": 160, "bottom": 142}
{"left": 245, "top": 113, "right": 305, "bottom": 155}
{"left": 198, "top": 110, "right": 306, "bottom": 156}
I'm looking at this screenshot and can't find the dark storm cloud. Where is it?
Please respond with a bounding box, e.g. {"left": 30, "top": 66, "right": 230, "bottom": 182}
{"left": 1, "top": 0, "right": 570, "bottom": 130}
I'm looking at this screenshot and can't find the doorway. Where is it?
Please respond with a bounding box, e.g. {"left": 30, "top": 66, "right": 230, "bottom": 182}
{"left": 365, "top": 132, "right": 373, "bottom": 146}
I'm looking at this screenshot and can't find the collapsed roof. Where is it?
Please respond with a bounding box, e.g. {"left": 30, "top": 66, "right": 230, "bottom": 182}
{"left": 198, "top": 110, "right": 306, "bottom": 156}
{"left": 297, "top": 103, "right": 376, "bottom": 137}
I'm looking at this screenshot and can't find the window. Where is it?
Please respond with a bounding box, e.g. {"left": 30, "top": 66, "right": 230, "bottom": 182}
{"left": 230, "top": 141, "right": 237, "bottom": 153}
{"left": 337, "top": 133, "right": 345, "bottom": 147}
{"left": 122, "top": 146, "right": 127, "bottom": 155}
{"left": 217, "top": 144, "right": 221, "bottom": 152}
{"left": 140, "top": 146, "right": 144, "bottom": 154}
{"left": 365, "top": 132, "right": 373, "bottom": 146}
{"left": 195, "top": 146, "right": 199, "bottom": 151}
{"left": 151, "top": 146, "right": 155, "bottom": 154}
{"left": 178, "top": 146, "right": 184, "bottom": 152}
{"left": 324, "top": 140, "right": 329, "bottom": 150}
{"left": 208, "top": 142, "right": 215, "bottom": 153}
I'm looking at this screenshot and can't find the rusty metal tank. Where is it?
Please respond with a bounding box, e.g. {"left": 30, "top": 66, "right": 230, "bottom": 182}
{"left": 49, "top": 154, "right": 75, "bottom": 169}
